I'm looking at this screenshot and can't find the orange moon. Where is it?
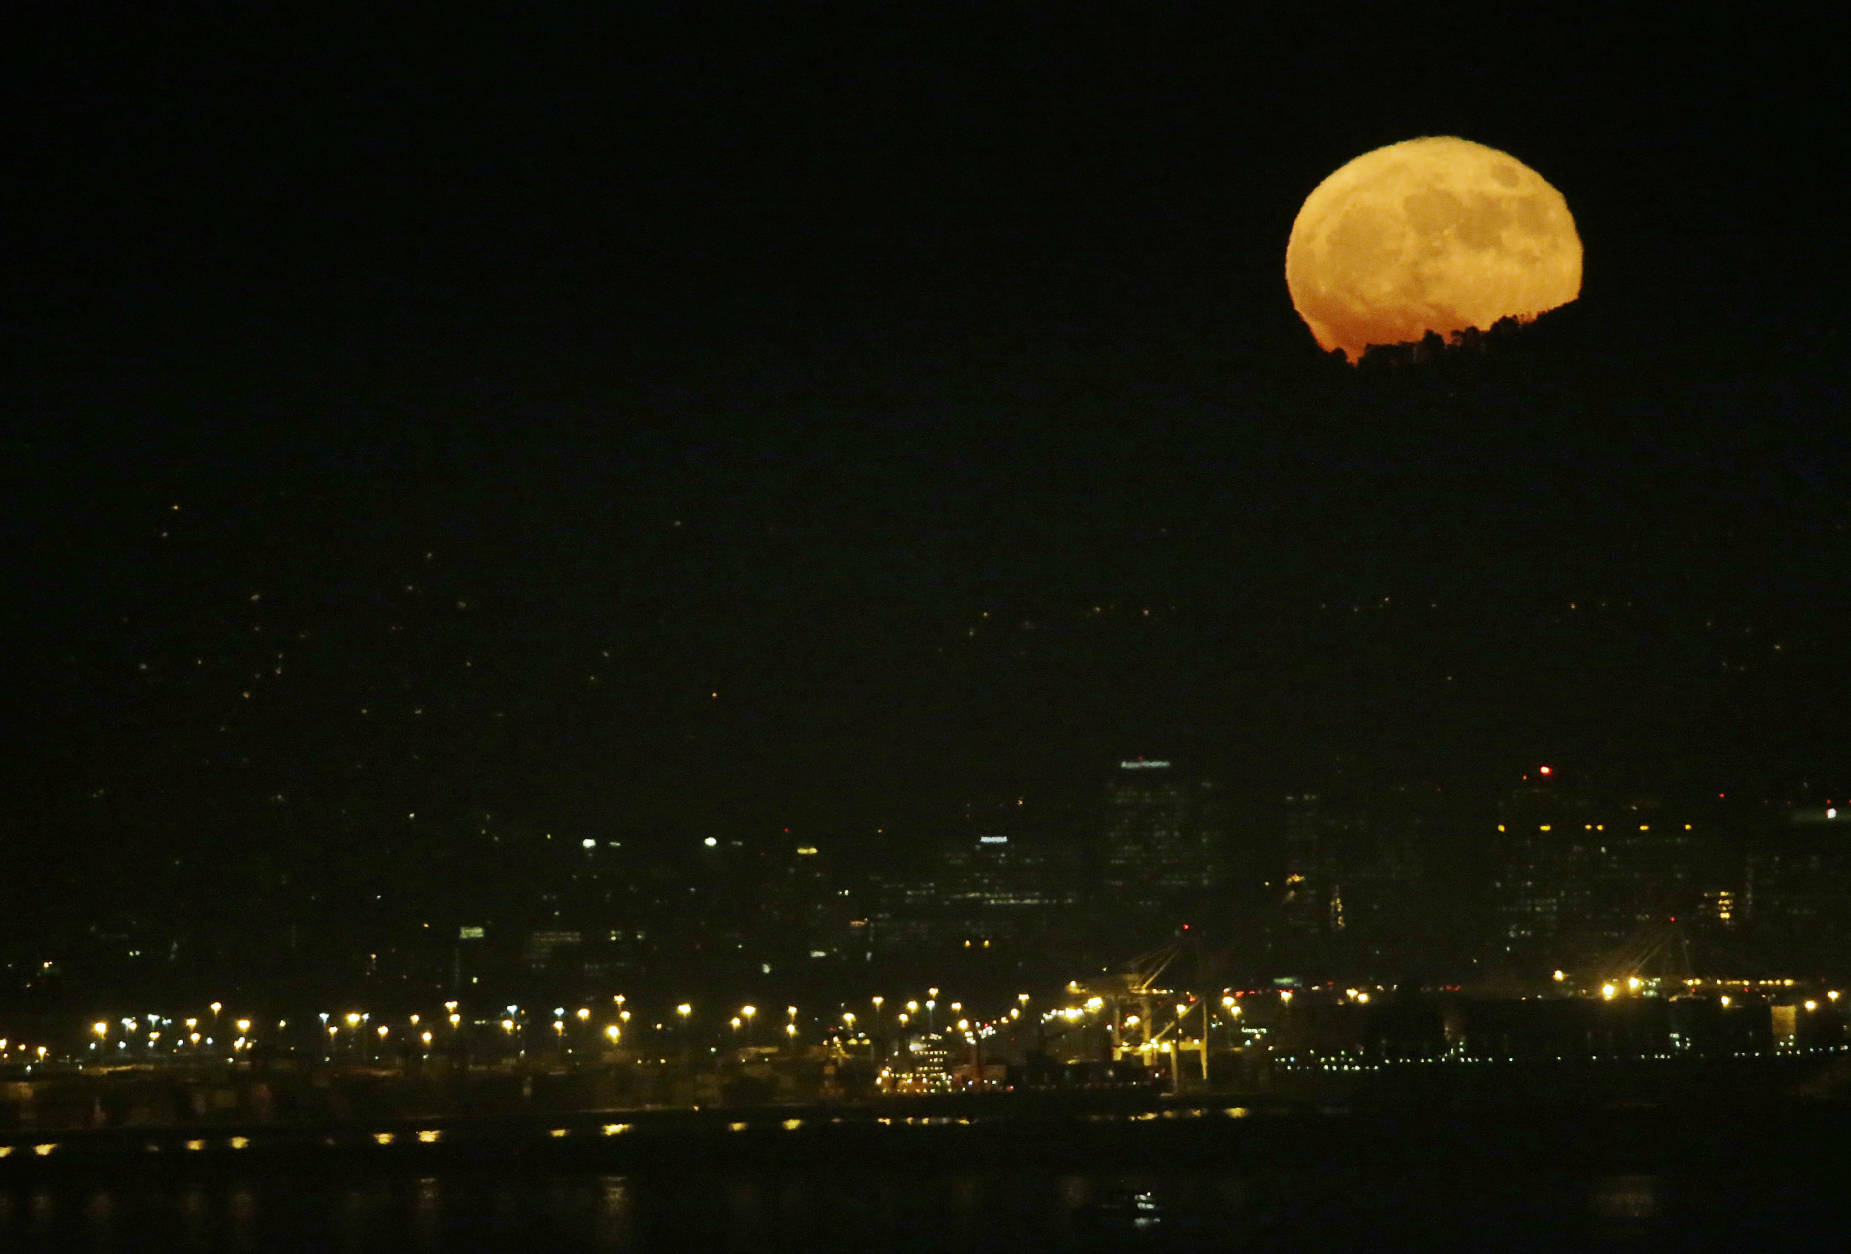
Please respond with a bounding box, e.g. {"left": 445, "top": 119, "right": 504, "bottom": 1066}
{"left": 1286, "top": 136, "right": 1582, "bottom": 362}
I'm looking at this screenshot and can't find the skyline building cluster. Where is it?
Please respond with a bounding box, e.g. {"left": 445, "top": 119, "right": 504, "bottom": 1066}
{"left": 13, "top": 758, "right": 1849, "bottom": 1022}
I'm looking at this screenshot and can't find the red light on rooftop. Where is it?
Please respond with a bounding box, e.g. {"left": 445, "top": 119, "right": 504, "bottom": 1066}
{"left": 1538, "top": 765, "right": 1553, "bottom": 776}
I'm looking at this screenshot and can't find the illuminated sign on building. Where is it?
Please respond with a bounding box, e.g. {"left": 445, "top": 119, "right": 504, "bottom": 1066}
{"left": 458, "top": 926, "right": 485, "bottom": 940}
{"left": 1119, "top": 760, "right": 1172, "bottom": 770}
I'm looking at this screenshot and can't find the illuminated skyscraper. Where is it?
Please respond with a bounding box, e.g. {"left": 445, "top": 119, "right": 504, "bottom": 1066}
{"left": 1098, "top": 759, "right": 1217, "bottom": 912}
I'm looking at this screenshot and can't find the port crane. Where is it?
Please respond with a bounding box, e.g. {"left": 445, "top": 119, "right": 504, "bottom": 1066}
{"left": 1066, "top": 933, "right": 1217, "bottom": 1085}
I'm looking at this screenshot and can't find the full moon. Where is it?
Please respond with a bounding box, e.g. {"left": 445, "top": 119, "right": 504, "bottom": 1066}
{"left": 1286, "top": 136, "right": 1582, "bottom": 363}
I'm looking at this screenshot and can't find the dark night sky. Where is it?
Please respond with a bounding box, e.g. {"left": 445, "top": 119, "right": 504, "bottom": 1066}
{"left": 6, "top": 9, "right": 1847, "bottom": 927}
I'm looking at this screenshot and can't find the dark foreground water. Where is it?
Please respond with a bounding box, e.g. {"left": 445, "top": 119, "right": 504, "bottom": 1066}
{"left": 6, "top": 1163, "right": 1851, "bottom": 1253}
{"left": 5, "top": 1106, "right": 1850, "bottom": 1251}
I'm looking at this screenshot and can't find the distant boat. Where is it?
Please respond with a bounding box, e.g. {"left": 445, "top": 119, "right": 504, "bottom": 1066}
{"left": 1077, "top": 1186, "right": 1164, "bottom": 1231}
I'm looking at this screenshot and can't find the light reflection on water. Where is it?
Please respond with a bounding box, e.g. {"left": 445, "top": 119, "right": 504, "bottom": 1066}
{"left": 0, "top": 1165, "right": 1841, "bottom": 1252}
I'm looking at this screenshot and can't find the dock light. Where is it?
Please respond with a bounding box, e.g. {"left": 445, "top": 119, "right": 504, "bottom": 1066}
{"left": 409, "top": 1014, "right": 420, "bottom": 1027}
{"left": 1830, "top": 991, "right": 1841, "bottom": 1003}
{"left": 377, "top": 1025, "right": 388, "bottom": 1039}
{"left": 210, "top": 1002, "right": 222, "bottom": 1016}
{"left": 1552, "top": 970, "right": 1566, "bottom": 983}
{"left": 449, "top": 1014, "right": 461, "bottom": 1029}
{"left": 1804, "top": 1000, "right": 1818, "bottom": 1012}
{"left": 235, "top": 1019, "right": 251, "bottom": 1034}
{"left": 785, "top": 1023, "right": 797, "bottom": 1038}
{"left": 576, "top": 1008, "right": 590, "bottom": 1022}
{"left": 421, "top": 1031, "right": 432, "bottom": 1046}
{"left": 93, "top": 1022, "right": 108, "bottom": 1038}
{"left": 676, "top": 1004, "right": 692, "bottom": 1019}
{"left": 605, "top": 1025, "right": 621, "bottom": 1043}
{"left": 1601, "top": 984, "right": 1618, "bottom": 1000}
{"left": 1719, "top": 996, "right": 1732, "bottom": 1008}
{"left": 345, "top": 1013, "right": 361, "bottom": 1028}
{"left": 1279, "top": 991, "right": 1293, "bottom": 1005}
{"left": 501, "top": 1019, "right": 515, "bottom": 1033}
{"left": 1355, "top": 992, "right": 1370, "bottom": 1004}
{"left": 444, "top": 1001, "right": 458, "bottom": 1014}
{"left": 1626, "top": 977, "right": 1642, "bottom": 992}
